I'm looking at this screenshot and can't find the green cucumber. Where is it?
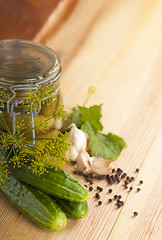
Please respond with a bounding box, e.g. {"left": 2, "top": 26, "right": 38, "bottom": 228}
{"left": 7, "top": 160, "right": 89, "bottom": 202}
{"left": 55, "top": 198, "right": 88, "bottom": 219}
{"left": 0, "top": 175, "right": 67, "bottom": 231}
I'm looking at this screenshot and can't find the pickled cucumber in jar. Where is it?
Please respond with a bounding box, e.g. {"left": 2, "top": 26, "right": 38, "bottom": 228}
{"left": 0, "top": 39, "right": 62, "bottom": 139}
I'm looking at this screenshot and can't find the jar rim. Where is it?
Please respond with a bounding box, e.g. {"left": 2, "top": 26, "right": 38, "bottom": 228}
{"left": 0, "top": 39, "right": 61, "bottom": 86}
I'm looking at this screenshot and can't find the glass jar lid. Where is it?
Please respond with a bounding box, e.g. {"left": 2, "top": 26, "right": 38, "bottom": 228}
{"left": 0, "top": 39, "right": 61, "bottom": 86}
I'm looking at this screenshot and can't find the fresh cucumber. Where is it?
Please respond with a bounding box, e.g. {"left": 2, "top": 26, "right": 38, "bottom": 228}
{"left": 55, "top": 198, "right": 88, "bottom": 219}
{"left": 7, "top": 160, "right": 89, "bottom": 202}
{"left": 0, "top": 175, "right": 67, "bottom": 231}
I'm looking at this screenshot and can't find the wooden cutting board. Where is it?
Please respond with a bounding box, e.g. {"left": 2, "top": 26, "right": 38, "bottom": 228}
{"left": 0, "top": 0, "right": 162, "bottom": 239}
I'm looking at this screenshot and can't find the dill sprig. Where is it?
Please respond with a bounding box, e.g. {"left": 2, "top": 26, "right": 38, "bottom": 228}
{"left": 0, "top": 86, "right": 71, "bottom": 185}
{"left": 34, "top": 116, "right": 50, "bottom": 133}
{"left": 23, "top": 85, "right": 56, "bottom": 113}
{"left": 54, "top": 105, "right": 68, "bottom": 121}
{"left": 24, "top": 131, "right": 71, "bottom": 174}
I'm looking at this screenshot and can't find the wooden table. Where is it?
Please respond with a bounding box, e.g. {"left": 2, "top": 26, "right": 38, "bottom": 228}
{"left": 0, "top": 0, "right": 162, "bottom": 239}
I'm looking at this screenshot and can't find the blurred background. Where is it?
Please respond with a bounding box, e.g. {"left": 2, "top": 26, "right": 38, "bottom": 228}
{"left": 0, "top": 0, "right": 77, "bottom": 41}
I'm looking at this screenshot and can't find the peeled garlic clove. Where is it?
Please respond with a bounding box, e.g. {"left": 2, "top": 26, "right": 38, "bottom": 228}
{"left": 69, "top": 123, "right": 87, "bottom": 152}
{"left": 89, "top": 156, "right": 111, "bottom": 175}
{"left": 54, "top": 117, "right": 63, "bottom": 130}
{"left": 66, "top": 144, "right": 79, "bottom": 162}
{"left": 75, "top": 150, "right": 91, "bottom": 172}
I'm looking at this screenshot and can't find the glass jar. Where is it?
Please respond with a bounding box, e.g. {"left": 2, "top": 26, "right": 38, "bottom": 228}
{"left": 0, "top": 39, "right": 62, "bottom": 144}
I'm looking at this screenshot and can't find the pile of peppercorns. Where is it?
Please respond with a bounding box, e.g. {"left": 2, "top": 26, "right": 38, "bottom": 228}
{"left": 73, "top": 167, "right": 143, "bottom": 217}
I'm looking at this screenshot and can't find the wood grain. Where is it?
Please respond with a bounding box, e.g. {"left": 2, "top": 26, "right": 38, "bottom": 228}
{"left": 0, "top": 0, "right": 162, "bottom": 239}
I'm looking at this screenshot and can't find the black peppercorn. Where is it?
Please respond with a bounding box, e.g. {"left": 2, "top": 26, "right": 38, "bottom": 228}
{"left": 108, "top": 188, "right": 113, "bottom": 193}
{"left": 114, "top": 195, "right": 118, "bottom": 199}
{"left": 88, "top": 173, "right": 93, "bottom": 179}
{"left": 130, "top": 176, "right": 134, "bottom": 181}
{"left": 96, "top": 186, "right": 103, "bottom": 192}
{"left": 121, "top": 173, "right": 127, "bottom": 179}
{"left": 107, "top": 174, "right": 113, "bottom": 185}
{"left": 117, "top": 168, "right": 123, "bottom": 173}
{"left": 86, "top": 178, "right": 90, "bottom": 182}
{"left": 98, "top": 201, "right": 102, "bottom": 205}
{"left": 137, "top": 188, "right": 141, "bottom": 192}
{"left": 98, "top": 175, "right": 104, "bottom": 180}
{"left": 89, "top": 186, "right": 93, "bottom": 191}
{"left": 129, "top": 186, "right": 133, "bottom": 191}
{"left": 126, "top": 176, "right": 130, "bottom": 181}
{"left": 112, "top": 168, "right": 115, "bottom": 173}
{"left": 115, "top": 174, "right": 120, "bottom": 183}
{"left": 95, "top": 193, "right": 100, "bottom": 199}
{"left": 135, "top": 168, "right": 139, "bottom": 172}
{"left": 134, "top": 212, "right": 138, "bottom": 216}
{"left": 83, "top": 173, "right": 88, "bottom": 178}
{"left": 111, "top": 175, "right": 116, "bottom": 183}
{"left": 139, "top": 180, "right": 143, "bottom": 184}
{"left": 108, "top": 199, "right": 112, "bottom": 203}
{"left": 117, "top": 203, "right": 121, "bottom": 208}
{"left": 78, "top": 171, "right": 83, "bottom": 176}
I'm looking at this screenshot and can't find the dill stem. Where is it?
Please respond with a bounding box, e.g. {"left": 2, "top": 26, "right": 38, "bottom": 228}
{"left": 2, "top": 147, "right": 13, "bottom": 163}
{"left": 0, "top": 114, "right": 12, "bottom": 135}
{"left": 22, "top": 115, "right": 55, "bottom": 135}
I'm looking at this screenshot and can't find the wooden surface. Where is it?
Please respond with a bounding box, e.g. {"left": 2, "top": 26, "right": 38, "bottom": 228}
{"left": 0, "top": 0, "right": 162, "bottom": 239}
{"left": 0, "top": 0, "right": 77, "bottom": 40}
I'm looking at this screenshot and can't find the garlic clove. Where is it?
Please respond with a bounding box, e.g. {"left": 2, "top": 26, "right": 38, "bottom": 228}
{"left": 89, "top": 156, "right": 111, "bottom": 175}
{"left": 66, "top": 144, "right": 79, "bottom": 162}
{"left": 75, "top": 150, "right": 91, "bottom": 172}
{"left": 54, "top": 117, "right": 63, "bottom": 130}
{"left": 69, "top": 123, "right": 87, "bottom": 152}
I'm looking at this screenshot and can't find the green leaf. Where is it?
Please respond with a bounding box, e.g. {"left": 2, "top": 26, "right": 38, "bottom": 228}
{"left": 81, "top": 121, "right": 127, "bottom": 160}
{"left": 70, "top": 104, "right": 103, "bottom": 131}
{"left": 81, "top": 121, "right": 97, "bottom": 134}
{"left": 70, "top": 107, "right": 82, "bottom": 128}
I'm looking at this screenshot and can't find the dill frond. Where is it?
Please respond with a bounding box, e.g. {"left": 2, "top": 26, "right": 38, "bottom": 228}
{"left": 0, "top": 133, "right": 13, "bottom": 150}
{"left": 54, "top": 105, "right": 68, "bottom": 121}
{"left": 25, "top": 131, "right": 71, "bottom": 173}
{"left": 34, "top": 116, "right": 49, "bottom": 133}
{"left": 15, "top": 119, "right": 27, "bottom": 135}
{"left": 0, "top": 85, "right": 71, "bottom": 184}
{"left": 24, "top": 85, "right": 56, "bottom": 113}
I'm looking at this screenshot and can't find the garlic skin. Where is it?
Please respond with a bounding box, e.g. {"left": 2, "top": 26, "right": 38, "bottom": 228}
{"left": 75, "top": 150, "right": 91, "bottom": 172}
{"left": 66, "top": 145, "right": 79, "bottom": 162}
{"left": 69, "top": 123, "right": 87, "bottom": 152}
{"left": 89, "top": 156, "right": 111, "bottom": 175}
